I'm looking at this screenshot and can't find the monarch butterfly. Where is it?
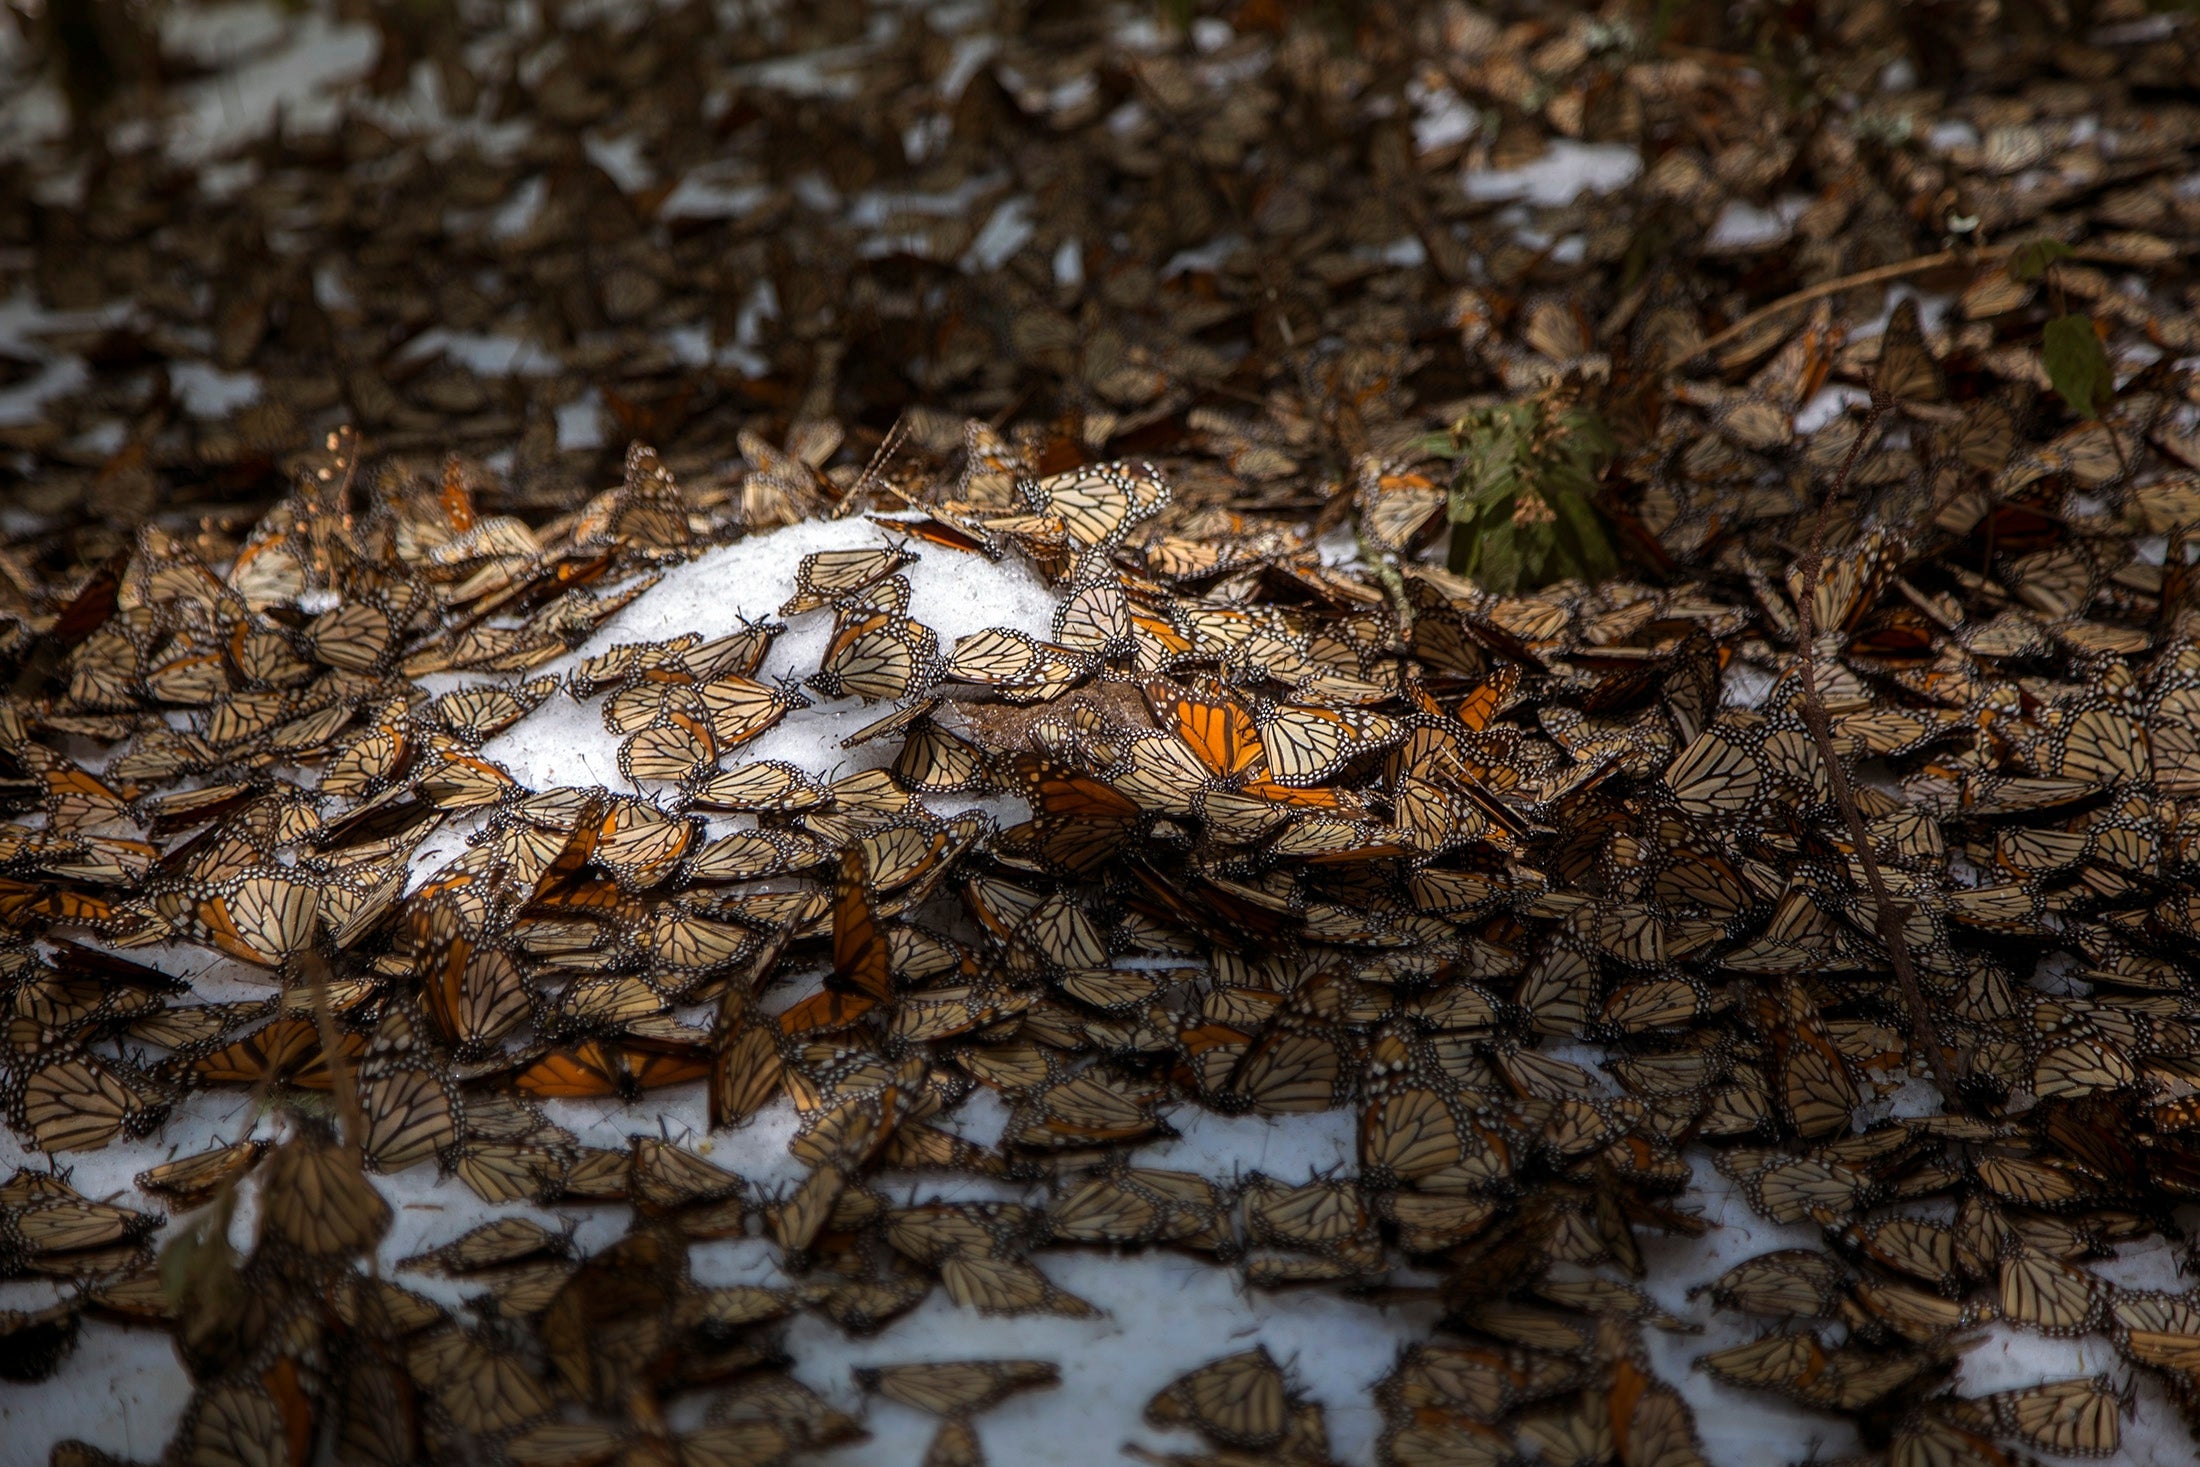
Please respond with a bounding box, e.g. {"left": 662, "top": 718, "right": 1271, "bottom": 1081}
{"left": 1714, "top": 1150, "right": 1871, "bottom": 1226}
{"left": 1020, "top": 461, "right": 1169, "bottom": 548}
{"left": 1008, "top": 890, "right": 1108, "bottom": 977}
{"left": 1044, "top": 1167, "right": 1231, "bottom": 1250}
{"left": 2052, "top": 701, "right": 2146, "bottom": 784}
{"left": 1757, "top": 980, "right": 1860, "bottom": 1140}
{"left": 1832, "top": 1215, "right": 1962, "bottom": 1294}
{"left": 1147, "top": 677, "right": 1263, "bottom": 782}
{"left": 417, "top": 737, "right": 519, "bottom": 810}
{"left": 570, "top": 634, "right": 702, "bottom": 701}
{"left": 896, "top": 718, "right": 989, "bottom": 793}
{"left": 687, "top": 759, "right": 827, "bottom": 812}
{"left": 694, "top": 674, "right": 805, "bottom": 747}
{"left": 450, "top": 1141, "right": 572, "bottom": 1206}
{"left": 412, "top": 917, "right": 531, "bottom": 1056}
{"left": 511, "top": 1038, "right": 711, "bottom": 1099}
{"left": 1872, "top": 297, "right": 1947, "bottom": 406}
{"left": 1972, "top": 1153, "right": 2091, "bottom": 1211}
{"left": 942, "top": 626, "right": 1052, "bottom": 686}
{"left": 858, "top": 817, "right": 962, "bottom": 896}
{"left": 307, "top": 594, "right": 397, "bottom": 673}
{"left": 779, "top": 543, "right": 917, "bottom": 616}
{"left": 134, "top": 1138, "right": 269, "bottom": 1207}
{"left": 1379, "top": 1341, "right": 1580, "bottom": 1425}
{"left": 1243, "top": 1176, "right": 1375, "bottom": 1260}
{"left": 399, "top": 1216, "right": 569, "bottom": 1276}
{"left": 810, "top": 611, "right": 940, "bottom": 702}
{"left": 840, "top": 696, "right": 940, "bottom": 750}
{"left": 641, "top": 902, "right": 758, "bottom": 973}
{"left": 1949, "top": 1376, "right": 2127, "bottom": 1458}
{"left": 854, "top": 1359, "right": 1060, "bottom": 1415}
{"left": 1254, "top": 701, "right": 1401, "bottom": 787}
{"left": 258, "top": 1129, "right": 392, "bottom": 1257}
{"left": 22, "top": 1055, "right": 168, "bottom": 1152}
{"left": 627, "top": 1135, "right": 747, "bottom": 1216}
{"left": 188, "top": 1016, "right": 365, "bottom": 1090}
{"left": 180, "top": 1377, "right": 312, "bottom": 1467}
{"left": 1146, "top": 1348, "right": 1293, "bottom": 1449}
{"left": 431, "top": 676, "right": 557, "bottom": 743}
{"left": 1053, "top": 552, "right": 1132, "bottom": 660}
{"left": 360, "top": 1062, "right": 458, "bottom": 1173}
{"left": 618, "top": 706, "right": 718, "bottom": 785}
{"left": 686, "top": 827, "right": 830, "bottom": 884}
{"left": 1596, "top": 1315, "right": 1707, "bottom": 1467}
{"left": 1007, "top": 1069, "right": 1161, "bottom": 1148}
{"left": 1663, "top": 727, "right": 1762, "bottom": 818}
{"left": 935, "top": 1250, "right": 1099, "bottom": 1318}
{"left": 587, "top": 799, "right": 699, "bottom": 887}
{"left": 1007, "top": 754, "right": 1142, "bottom": 875}
{"left": 11, "top": 1194, "right": 157, "bottom": 1262}
{"left": 1997, "top": 1245, "right": 2103, "bottom": 1335}
{"left": 1217, "top": 1027, "right": 1347, "bottom": 1115}
{"left": 827, "top": 847, "right": 895, "bottom": 1003}
{"left": 402, "top": 1327, "right": 556, "bottom": 1436}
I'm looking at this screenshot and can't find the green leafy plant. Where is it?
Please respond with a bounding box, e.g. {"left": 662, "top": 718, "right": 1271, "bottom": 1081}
{"left": 1426, "top": 390, "right": 1618, "bottom": 593}
{"left": 2006, "top": 236, "right": 2074, "bottom": 282}
{"left": 159, "top": 1188, "right": 249, "bottom": 1360}
{"left": 2008, "top": 235, "right": 2115, "bottom": 422}
{"left": 2043, "top": 313, "right": 2113, "bottom": 420}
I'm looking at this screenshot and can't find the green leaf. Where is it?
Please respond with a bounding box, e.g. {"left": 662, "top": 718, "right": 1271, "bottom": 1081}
{"left": 2006, "top": 238, "right": 2074, "bottom": 283}
{"left": 1472, "top": 516, "right": 1522, "bottom": 593}
{"left": 1549, "top": 488, "right": 1619, "bottom": 582}
{"left": 2043, "top": 314, "right": 2113, "bottom": 419}
{"left": 1440, "top": 394, "right": 1619, "bottom": 592}
{"left": 1516, "top": 503, "right": 1557, "bottom": 583}
{"left": 159, "top": 1192, "right": 239, "bottom": 1311}
{"left": 160, "top": 1188, "right": 250, "bottom": 1356}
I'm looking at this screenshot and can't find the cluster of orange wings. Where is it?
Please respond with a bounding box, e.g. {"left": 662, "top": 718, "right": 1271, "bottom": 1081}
{"left": 5, "top": 290, "right": 2200, "bottom": 1467}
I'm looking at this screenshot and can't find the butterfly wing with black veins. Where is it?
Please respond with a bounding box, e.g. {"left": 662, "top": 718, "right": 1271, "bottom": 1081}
{"left": 258, "top": 1129, "right": 392, "bottom": 1258}
{"left": 855, "top": 1360, "right": 1061, "bottom": 1416}
{"left": 781, "top": 544, "right": 916, "bottom": 616}
{"left": 811, "top": 590, "right": 940, "bottom": 702}
{"left": 1873, "top": 298, "right": 1947, "bottom": 409}
{"left": 1020, "top": 461, "right": 1170, "bottom": 549}
{"left": 1145, "top": 1347, "right": 1294, "bottom": 1449}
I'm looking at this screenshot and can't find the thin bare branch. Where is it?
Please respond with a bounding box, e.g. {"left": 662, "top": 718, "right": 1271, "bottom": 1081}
{"left": 1788, "top": 393, "right": 1963, "bottom": 1104}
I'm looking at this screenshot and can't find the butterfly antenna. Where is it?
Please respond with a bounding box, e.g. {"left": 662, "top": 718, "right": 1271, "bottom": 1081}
{"left": 833, "top": 412, "right": 912, "bottom": 519}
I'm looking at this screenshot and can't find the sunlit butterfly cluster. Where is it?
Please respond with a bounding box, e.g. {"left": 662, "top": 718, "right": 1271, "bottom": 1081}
{"left": 3, "top": 254, "right": 2199, "bottom": 1467}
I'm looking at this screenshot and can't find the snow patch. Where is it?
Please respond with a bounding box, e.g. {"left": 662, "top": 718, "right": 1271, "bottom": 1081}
{"left": 1463, "top": 141, "right": 1642, "bottom": 206}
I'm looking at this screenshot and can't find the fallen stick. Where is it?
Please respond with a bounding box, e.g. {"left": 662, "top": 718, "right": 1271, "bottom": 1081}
{"left": 1787, "top": 392, "right": 1964, "bottom": 1103}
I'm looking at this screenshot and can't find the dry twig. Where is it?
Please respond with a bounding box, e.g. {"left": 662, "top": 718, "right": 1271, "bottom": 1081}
{"left": 1691, "top": 242, "right": 2149, "bottom": 366}
{"left": 1788, "top": 393, "right": 1963, "bottom": 1103}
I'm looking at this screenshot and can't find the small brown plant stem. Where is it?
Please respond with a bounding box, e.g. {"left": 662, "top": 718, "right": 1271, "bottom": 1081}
{"left": 1697, "top": 252, "right": 1992, "bottom": 363}
{"left": 1788, "top": 394, "right": 1963, "bottom": 1104}
{"left": 1692, "top": 242, "right": 2147, "bottom": 366}
{"left": 298, "top": 944, "right": 384, "bottom": 1275}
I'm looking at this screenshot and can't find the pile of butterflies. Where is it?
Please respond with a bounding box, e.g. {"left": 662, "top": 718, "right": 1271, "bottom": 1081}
{"left": 4, "top": 265, "right": 2200, "bottom": 1467}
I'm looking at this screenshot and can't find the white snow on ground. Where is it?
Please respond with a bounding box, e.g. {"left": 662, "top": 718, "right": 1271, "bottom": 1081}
{"left": 0, "top": 295, "right": 130, "bottom": 428}
{"left": 1638, "top": 1158, "right": 1864, "bottom": 1466}
{"left": 1, "top": 1320, "right": 193, "bottom": 1461}
{"left": 163, "top": 12, "right": 378, "bottom": 163}
{"left": 789, "top": 1251, "right": 1442, "bottom": 1467}
{"left": 168, "top": 361, "right": 261, "bottom": 419}
{"left": 461, "top": 516, "right": 1060, "bottom": 798}
{"left": 1704, "top": 196, "right": 1811, "bottom": 254}
{"left": 1463, "top": 140, "right": 1643, "bottom": 206}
